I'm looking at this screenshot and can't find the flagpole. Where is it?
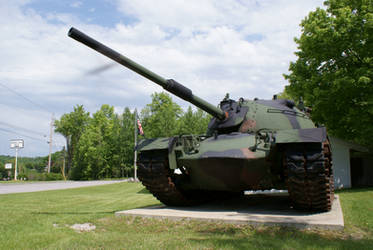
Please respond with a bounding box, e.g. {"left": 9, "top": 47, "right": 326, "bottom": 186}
{"left": 133, "top": 109, "right": 138, "bottom": 181}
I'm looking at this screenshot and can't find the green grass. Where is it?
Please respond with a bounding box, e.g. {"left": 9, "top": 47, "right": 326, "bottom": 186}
{"left": 337, "top": 188, "right": 373, "bottom": 236}
{"left": 0, "top": 184, "right": 372, "bottom": 249}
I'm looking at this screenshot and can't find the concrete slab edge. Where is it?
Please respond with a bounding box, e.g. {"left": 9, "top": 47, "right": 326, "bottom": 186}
{"left": 115, "top": 195, "right": 344, "bottom": 231}
{"left": 115, "top": 212, "right": 343, "bottom": 231}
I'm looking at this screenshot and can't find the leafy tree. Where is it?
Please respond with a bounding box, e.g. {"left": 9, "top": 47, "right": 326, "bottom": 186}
{"left": 47, "top": 150, "right": 67, "bottom": 179}
{"left": 284, "top": 0, "right": 373, "bottom": 148}
{"left": 72, "top": 105, "right": 116, "bottom": 180}
{"left": 71, "top": 124, "right": 104, "bottom": 180}
{"left": 141, "top": 92, "right": 183, "bottom": 137}
{"left": 104, "top": 106, "right": 135, "bottom": 178}
{"left": 71, "top": 105, "right": 136, "bottom": 180}
{"left": 0, "top": 157, "right": 9, "bottom": 179}
{"left": 52, "top": 93, "right": 213, "bottom": 180}
{"left": 115, "top": 107, "right": 136, "bottom": 177}
{"left": 178, "top": 106, "right": 211, "bottom": 135}
{"left": 276, "top": 91, "right": 293, "bottom": 100}
{"left": 54, "top": 105, "right": 90, "bottom": 174}
{"left": 0, "top": 155, "right": 47, "bottom": 180}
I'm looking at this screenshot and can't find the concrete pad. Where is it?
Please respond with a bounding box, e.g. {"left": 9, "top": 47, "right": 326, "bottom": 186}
{"left": 116, "top": 194, "right": 344, "bottom": 230}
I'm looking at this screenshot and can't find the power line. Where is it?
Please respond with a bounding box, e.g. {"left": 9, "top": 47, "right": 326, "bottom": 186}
{"left": 0, "top": 82, "right": 60, "bottom": 156}
{"left": 0, "top": 127, "right": 45, "bottom": 142}
{"left": 0, "top": 121, "right": 46, "bottom": 137}
{"left": 0, "top": 82, "right": 53, "bottom": 114}
{"left": 0, "top": 126, "right": 64, "bottom": 152}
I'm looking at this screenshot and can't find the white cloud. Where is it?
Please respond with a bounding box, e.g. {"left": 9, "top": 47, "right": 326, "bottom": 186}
{"left": 0, "top": 0, "right": 324, "bottom": 156}
{"left": 110, "top": 0, "right": 325, "bottom": 101}
{"left": 70, "top": 1, "right": 82, "bottom": 8}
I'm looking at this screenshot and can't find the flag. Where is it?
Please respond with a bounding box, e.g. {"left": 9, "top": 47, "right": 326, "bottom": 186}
{"left": 137, "top": 119, "right": 144, "bottom": 136}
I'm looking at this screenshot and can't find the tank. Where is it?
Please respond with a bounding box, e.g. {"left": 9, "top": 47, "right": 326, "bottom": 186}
{"left": 68, "top": 27, "right": 334, "bottom": 212}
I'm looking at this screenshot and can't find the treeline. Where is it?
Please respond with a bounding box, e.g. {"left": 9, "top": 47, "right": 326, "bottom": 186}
{"left": 0, "top": 155, "right": 62, "bottom": 181}
{"left": 54, "top": 92, "right": 211, "bottom": 180}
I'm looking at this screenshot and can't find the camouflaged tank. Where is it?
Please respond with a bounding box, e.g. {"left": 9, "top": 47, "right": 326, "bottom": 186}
{"left": 69, "top": 27, "right": 334, "bottom": 212}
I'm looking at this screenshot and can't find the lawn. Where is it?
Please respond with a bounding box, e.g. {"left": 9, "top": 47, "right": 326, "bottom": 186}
{"left": 0, "top": 183, "right": 372, "bottom": 249}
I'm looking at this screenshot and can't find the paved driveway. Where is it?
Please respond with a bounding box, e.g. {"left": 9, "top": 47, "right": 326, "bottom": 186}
{"left": 0, "top": 180, "right": 129, "bottom": 194}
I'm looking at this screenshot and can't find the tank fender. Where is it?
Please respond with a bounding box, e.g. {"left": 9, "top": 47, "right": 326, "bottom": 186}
{"left": 136, "top": 137, "right": 179, "bottom": 169}
{"left": 136, "top": 137, "right": 173, "bottom": 151}
{"left": 275, "top": 127, "right": 327, "bottom": 143}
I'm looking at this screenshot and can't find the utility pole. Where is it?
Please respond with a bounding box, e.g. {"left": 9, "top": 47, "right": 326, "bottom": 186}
{"left": 133, "top": 109, "right": 138, "bottom": 181}
{"left": 61, "top": 146, "right": 66, "bottom": 181}
{"left": 47, "top": 113, "right": 54, "bottom": 173}
{"left": 10, "top": 139, "right": 24, "bottom": 181}
{"left": 14, "top": 147, "right": 18, "bottom": 180}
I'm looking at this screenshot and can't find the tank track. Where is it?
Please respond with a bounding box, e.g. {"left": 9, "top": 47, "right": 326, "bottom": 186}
{"left": 284, "top": 142, "right": 334, "bottom": 212}
{"left": 137, "top": 151, "right": 199, "bottom": 206}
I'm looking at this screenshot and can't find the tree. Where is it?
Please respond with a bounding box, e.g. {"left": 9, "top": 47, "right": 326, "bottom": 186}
{"left": 72, "top": 105, "right": 117, "bottom": 180}
{"left": 70, "top": 105, "right": 136, "bottom": 180}
{"left": 47, "top": 150, "right": 65, "bottom": 174}
{"left": 276, "top": 91, "right": 293, "bottom": 100}
{"left": 115, "top": 107, "right": 136, "bottom": 177}
{"left": 54, "top": 105, "right": 90, "bottom": 174}
{"left": 178, "top": 106, "right": 211, "bottom": 135}
{"left": 284, "top": 0, "right": 373, "bottom": 148}
{"left": 141, "top": 92, "right": 183, "bottom": 138}
{"left": 53, "top": 93, "right": 212, "bottom": 180}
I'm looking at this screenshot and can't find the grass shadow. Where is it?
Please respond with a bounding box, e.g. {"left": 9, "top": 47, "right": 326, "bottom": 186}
{"left": 137, "top": 188, "right": 150, "bottom": 194}
{"left": 31, "top": 211, "right": 115, "bottom": 215}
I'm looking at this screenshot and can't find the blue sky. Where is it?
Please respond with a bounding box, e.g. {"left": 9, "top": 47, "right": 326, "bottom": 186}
{"left": 0, "top": 0, "right": 325, "bottom": 157}
{"left": 24, "top": 0, "right": 137, "bottom": 27}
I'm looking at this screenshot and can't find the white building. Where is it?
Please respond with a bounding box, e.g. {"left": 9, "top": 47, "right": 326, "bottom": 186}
{"left": 330, "top": 137, "right": 371, "bottom": 189}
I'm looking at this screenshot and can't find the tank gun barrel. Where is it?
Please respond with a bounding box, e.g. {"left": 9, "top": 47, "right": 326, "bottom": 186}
{"left": 68, "top": 27, "right": 226, "bottom": 120}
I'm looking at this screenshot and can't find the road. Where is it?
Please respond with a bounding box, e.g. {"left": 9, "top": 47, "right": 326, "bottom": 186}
{"left": 0, "top": 180, "right": 129, "bottom": 194}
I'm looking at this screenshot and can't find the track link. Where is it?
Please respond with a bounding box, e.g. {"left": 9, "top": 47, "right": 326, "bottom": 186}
{"left": 284, "top": 142, "right": 334, "bottom": 212}
{"left": 137, "top": 151, "right": 196, "bottom": 206}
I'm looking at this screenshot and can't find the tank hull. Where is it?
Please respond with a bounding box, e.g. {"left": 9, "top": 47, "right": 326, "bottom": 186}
{"left": 175, "top": 133, "right": 273, "bottom": 191}
{"left": 177, "top": 157, "right": 273, "bottom": 191}
{"left": 137, "top": 128, "right": 334, "bottom": 211}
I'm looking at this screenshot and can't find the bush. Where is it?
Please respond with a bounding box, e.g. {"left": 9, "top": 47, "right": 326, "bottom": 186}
{"left": 44, "top": 173, "right": 63, "bottom": 181}
{"left": 25, "top": 170, "right": 63, "bottom": 181}
{"left": 17, "top": 173, "right": 28, "bottom": 180}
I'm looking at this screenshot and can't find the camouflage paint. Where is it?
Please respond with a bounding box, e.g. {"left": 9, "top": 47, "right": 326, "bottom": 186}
{"left": 176, "top": 133, "right": 273, "bottom": 191}
{"left": 276, "top": 127, "right": 327, "bottom": 143}
{"left": 243, "top": 99, "right": 315, "bottom": 133}
{"left": 136, "top": 97, "right": 327, "bottom": 192}
{"left": 137, "top": 138, "right": 170, "bottom": 151}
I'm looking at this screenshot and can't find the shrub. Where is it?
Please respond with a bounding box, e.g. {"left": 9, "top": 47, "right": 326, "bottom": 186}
{"left": 25, "top": 170, "right": 63, "bottom": 181}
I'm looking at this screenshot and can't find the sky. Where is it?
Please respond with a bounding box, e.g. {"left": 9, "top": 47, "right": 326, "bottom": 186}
{"left": 0, "top": 0, "right": 325, "bottom": 157}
